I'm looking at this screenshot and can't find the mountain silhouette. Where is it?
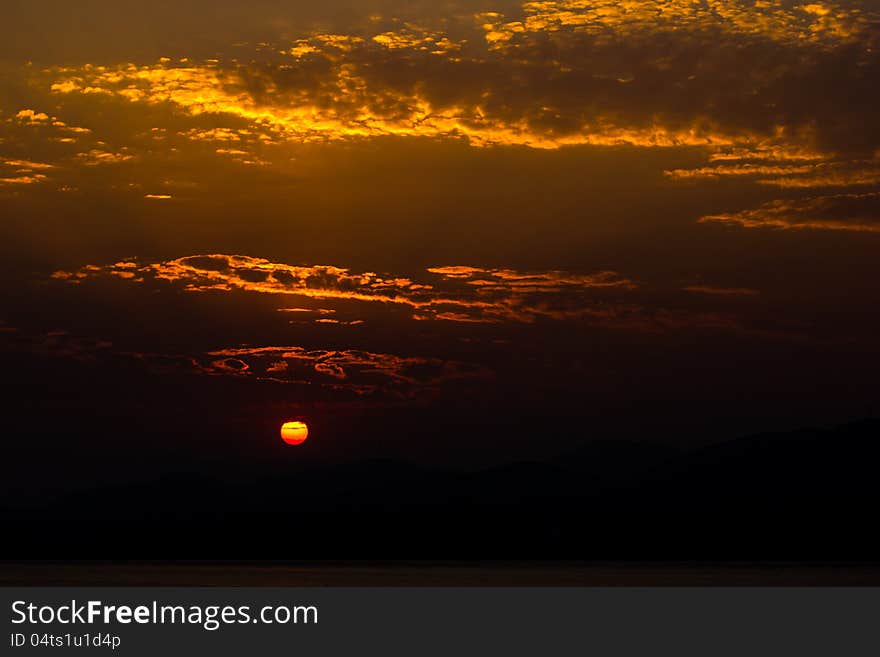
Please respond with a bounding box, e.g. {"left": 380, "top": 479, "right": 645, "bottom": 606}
{"left": 3, "top": 419, "right": 878, "bottom": 561}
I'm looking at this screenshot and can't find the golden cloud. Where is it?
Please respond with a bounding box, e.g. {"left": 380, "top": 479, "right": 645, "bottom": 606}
{"left": 0, "top": 156, "right": 54, "bottom": 186}
{"left": 45, "top": 59, "right": 747, "bottom": 150}
{"left": 665, "top": 163, "right": 820, "bottom": 179}
{"left": 74, "top": 149, "right": 134, "bottom": 166}
{"left": 36, "top": 0, "right": 875, "bottom": 155}
{"left": 757, "top": 163, "right": 880, "bottom": 189}
{"left": 479, "top": 0, "right": 868, "bottom": 48}
{"left": 667, "top": 154, "right": 880, "bottom": 190}
{"left": 0, "top": 174, "right": 49, "bottom": 185}
{"left": 52, "top": 254, "right": 637, "bottom": 325}
{"left": 699, "top": 191, "right": 880, "bottom": 232}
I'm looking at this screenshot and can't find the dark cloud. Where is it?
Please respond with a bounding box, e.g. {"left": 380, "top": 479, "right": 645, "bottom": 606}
{"left": 25, "top": 0, "right": 874, "bottom": 157}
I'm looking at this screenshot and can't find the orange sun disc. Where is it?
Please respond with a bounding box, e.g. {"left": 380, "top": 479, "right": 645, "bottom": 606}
{"left": 280, "top": 421, "right": 309, "bottom": 445}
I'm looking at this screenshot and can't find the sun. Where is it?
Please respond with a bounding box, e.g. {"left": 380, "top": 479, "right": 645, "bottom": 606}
{"left": 280, "top": 421, "right": 309, "bottom": 445}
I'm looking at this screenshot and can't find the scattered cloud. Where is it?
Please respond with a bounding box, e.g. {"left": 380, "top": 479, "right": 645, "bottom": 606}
{"left": 0, "top": 158, "right": 55, "bottom": 170}
{"left": 0, "top": 156, "right": 54, "bottom": 186}
{"left": 50, "top": 253, "right": 799, "bottom": 338}
{"left": 52, "top": 254, "right": 638, "bottom": 325}
{"left": 757, "top": 162, "right": 880, "bottom": 189}
{"left": 0, "top": 321, "right": 489, "bottom": 400}
{"left": 74, "top": 149, "right": 134, "bottom": 166}
{"left": 667, "top": 155, "right": 880, "bottom": 190}
{"left": 669, "top": 145, "right": 880, "bottom": 233}
{"left": 0, "top": 173, "right": 49, "bottom": 186}
{"left": 205, "top": 345, "right": 490, "bottom": 396}
{"left": 478, "top": 0, "right": 868, "bottom": 49}
{"left": 699, "top": 191, "right": 880, "bottom": 232}
{"left": 666, "top": 163, "right": 820, "bottom": 180}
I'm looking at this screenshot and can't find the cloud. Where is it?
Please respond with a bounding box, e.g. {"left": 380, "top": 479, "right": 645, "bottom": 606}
{"left": 7, "top": 108, "right": 90, "bottom": 136}
{"left": 312, "top": 318, "right": 364, "bottom": 326}
{"left": 0, "top": 156, "right": 54, "bottom": 186}
{"left": 667, "top": 153, "right": 880, "bottom": 191}
{"left": 699, "top": 191, "right": 880, "bottom": 232}
{"left": 36, "top": 0, "right": 877, "bottom": 156}
{"left": 52, "top": 254, "right": 637, "bottom": 324}
{"left": 478, "top": 0, "right": 868, "bottom": 47}
{"left": 204, "top": 344, "right": 490, "bottom": 394}
{"left": 50, "top": 253, "right": 796, "bottom": 337}
{"left": 0, "top": 158, "right": 55, "bottom": 170}
{"left": 74, "top": 149, "right": 134, "bottom": 166}
{"left": 666, "top": 163, "right": 820, "bottom": 180}
{"left": 278, "top": 307, "right": 337, "bottom": 315}
{"left": 0, "top": 173, "right": 49, "bottom": 185}
{"left": 668, "top": 146, "right": 880, "bottom": 228}
{"left": 757, "top": 162, "right": 880, "bottom": 189}
{"left": 0, "top": 320, "right": 487, "bottom": 400}
{"left": 0, "top": 106, "right": 114, "bottom": 189}
{"left": 14, "top": 109, "right": 51, "bottom": 123}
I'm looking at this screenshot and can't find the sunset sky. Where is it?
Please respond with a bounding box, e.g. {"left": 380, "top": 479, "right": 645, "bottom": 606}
{"left": 2, "top": 0, "right": 879, "bottom": 492}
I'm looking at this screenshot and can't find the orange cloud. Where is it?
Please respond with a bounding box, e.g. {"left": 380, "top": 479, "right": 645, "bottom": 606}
{"left": 699, "top": 192, "right": 880, "bottom": 232}
{"left": 50, "top": 254, "right": 788, "bottom": 336}
{"left": 0, "top": 174, "right": 49, "bottom": 185}
{"left": 52, "top": 254, "right": 637, "bottom": 325}
{"left": 35, "top": 0, "right": 873, "bottom": 156}
{"left": 45, "top": 59, "right": 746, "bottom": 150}
{"left": 757, "top": 163, "right": 880, "bottom": 189}
{"left": 0, "top": 157, "right": 54, "bottom": 186}
{"left": 0, "top": 158, "right": 55, "bottom": 170}
{"left": 14, "top": 109, "right": 51, "bottom": 123}
{"left": 479, "top": 0, "right": 868, "bottom": 49}
{"left": 665, "top": 163, "right": 819, "bottom": 179}
{"left": 668, "top": 155, "right": 880, "bottom": 191}
{"left": 74, "top": 149, "right": 134, "bottom": 166}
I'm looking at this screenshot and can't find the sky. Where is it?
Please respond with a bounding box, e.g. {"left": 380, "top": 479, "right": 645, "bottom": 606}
{"left": 2, "top": 0, "right": 880, "bottom": 487}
